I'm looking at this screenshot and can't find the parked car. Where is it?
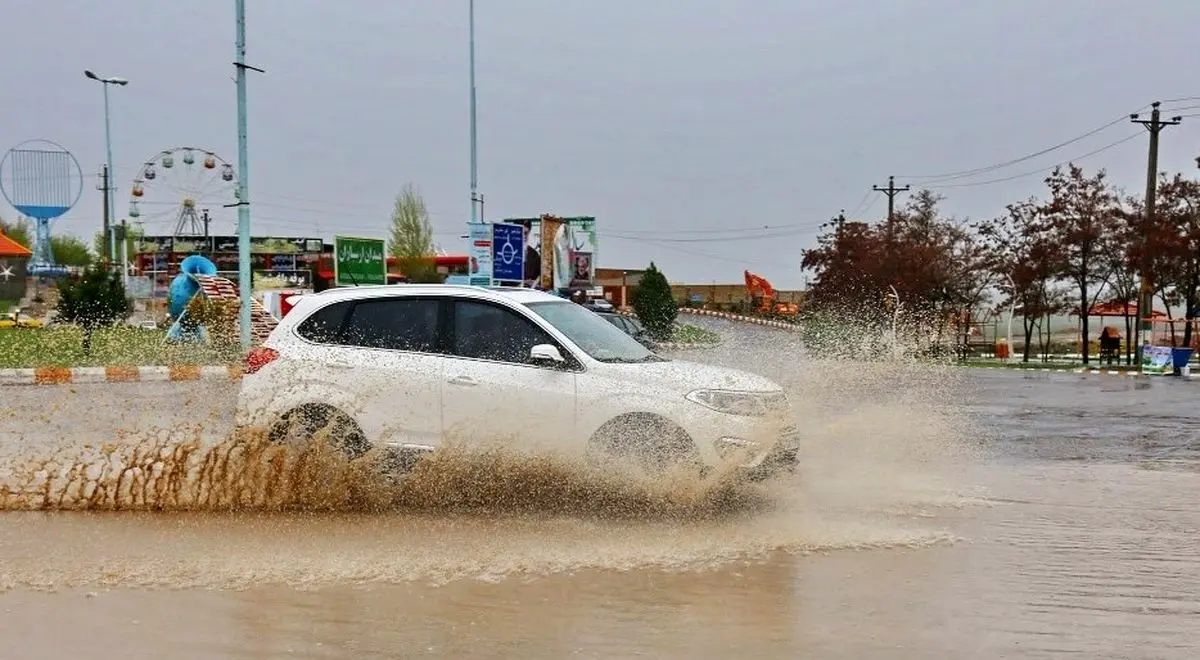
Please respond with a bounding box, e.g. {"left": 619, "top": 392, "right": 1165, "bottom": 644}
{"left": 236, "top": 285, "right": 798, "bottom": 479}
{"left": 596, "top": 311, "right": 654, "bottom": 348}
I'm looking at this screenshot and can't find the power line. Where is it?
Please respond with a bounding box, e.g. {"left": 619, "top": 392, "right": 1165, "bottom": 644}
{"left": 899, "top": 104, "right": 1151, "bottom": 182}
{"left": 924, "top": 132, "right": 1143, "bottom": 190}
{"left": 607, "top": 235, "right": 759, "bottom": 266}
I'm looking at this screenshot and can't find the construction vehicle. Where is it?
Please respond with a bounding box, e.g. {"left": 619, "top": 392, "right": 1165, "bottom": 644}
{"left": 744, "top": 270, "right": 799, "bottom": 318}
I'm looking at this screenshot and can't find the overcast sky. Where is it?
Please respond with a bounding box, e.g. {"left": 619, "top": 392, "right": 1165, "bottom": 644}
{"left": 2, "top": 0, "right": 1199, "bottom": 287}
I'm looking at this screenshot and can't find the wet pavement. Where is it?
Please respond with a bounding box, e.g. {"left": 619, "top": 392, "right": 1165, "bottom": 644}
{"left": 1, "top": 320, "right": 1198, "bottom": 658}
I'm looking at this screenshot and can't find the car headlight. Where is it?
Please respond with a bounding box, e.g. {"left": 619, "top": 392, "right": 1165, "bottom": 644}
{"left": 685, "top": 389, "right": 770, "bottom": 417}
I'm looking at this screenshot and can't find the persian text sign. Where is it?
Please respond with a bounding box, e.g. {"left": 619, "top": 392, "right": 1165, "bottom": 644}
{"left": 333, "top": 235, "right": 386, "bottom": 286}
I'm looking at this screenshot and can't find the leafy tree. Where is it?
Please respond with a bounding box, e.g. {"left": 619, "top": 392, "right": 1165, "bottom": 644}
{"left": 52, "top": 235, "right": 93, "bottom": 267}
{"left": 55, "top": 265, "right": 132, "bottom": 353}
{"left": 387, "top": 184, "right": 439, "bottom": 283}
{"left": 1038, "top": 164, "right": 1120, "bottom": 364}
{"left": 802, "top": 191, "right": 993, "bottom": 356}
{"left": 0, "top": 216, "right": 31, "bottom": 248}
{"left": 92, "top": 223, "right": 143, "bottom": 264}
{"left": 1153, "top": 174, "right": 1200, "bottom": 349}
{"left": 632, "top": 262, "right": 677, "bottom": 340}
{"left": 980, "top": 198, "right": 1065, "bottom": 362}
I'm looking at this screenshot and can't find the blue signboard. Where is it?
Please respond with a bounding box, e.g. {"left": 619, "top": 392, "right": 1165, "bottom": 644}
{"left": 491, "top": 222, "right": 525, "bottom": 283}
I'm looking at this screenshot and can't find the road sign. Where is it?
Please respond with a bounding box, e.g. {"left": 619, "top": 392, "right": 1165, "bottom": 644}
{"left": 333, "top": 235, "right": 386, "bottom": 286}
{"left": 491, "top": 222, "right": 524, "bottom": 282}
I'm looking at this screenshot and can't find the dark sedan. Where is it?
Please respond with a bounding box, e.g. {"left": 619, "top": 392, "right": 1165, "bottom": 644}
{"left": 596, "top": 312, "right": 655, "bottom": 348}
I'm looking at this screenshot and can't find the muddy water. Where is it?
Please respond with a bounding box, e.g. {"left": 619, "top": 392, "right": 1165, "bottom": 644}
{"left": 2, "top": 321, "right": 1198, "bottom": 658}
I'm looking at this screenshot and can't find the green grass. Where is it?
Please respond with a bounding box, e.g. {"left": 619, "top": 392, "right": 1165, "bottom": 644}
{"left": 671, "top": 323, "right": 721, "bottom": 345}
{"left": 0, "top": 325, "right": 241, "bottom": 368}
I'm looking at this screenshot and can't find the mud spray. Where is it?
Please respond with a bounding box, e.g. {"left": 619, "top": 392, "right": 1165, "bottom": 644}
{"left": 0, "top": 321, "right": 985, "bottom": 591}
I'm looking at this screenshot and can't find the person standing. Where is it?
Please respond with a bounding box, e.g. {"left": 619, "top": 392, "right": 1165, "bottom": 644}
{"left": 521, "top": 219, "right": 542, "bottom": 286}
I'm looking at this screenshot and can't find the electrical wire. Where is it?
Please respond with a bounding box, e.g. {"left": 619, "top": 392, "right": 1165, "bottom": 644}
{"left": 925, "top": 131, "right": 1144, "bottom": 190}
{"left": 898, "top": 104, "right": 1152, "bottom": 182}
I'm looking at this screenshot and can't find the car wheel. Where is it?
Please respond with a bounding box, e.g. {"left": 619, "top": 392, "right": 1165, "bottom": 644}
{"left": 268, "top": 404, "right": 371, "bottom": 461}
{"left": 589, "top": 413, "right": 701, "bottom": 474}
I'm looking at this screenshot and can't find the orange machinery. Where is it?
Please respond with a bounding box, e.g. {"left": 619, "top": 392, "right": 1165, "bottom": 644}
{"left": 744, "top": 270, "right": 798, "bottom": 317}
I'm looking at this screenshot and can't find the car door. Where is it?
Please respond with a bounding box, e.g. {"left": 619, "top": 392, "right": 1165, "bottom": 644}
{"left": 333, "top": 296, "right": 445, "bottom": 450}
{"left": 441, "top": 298, "right": 579, "bottom": 454}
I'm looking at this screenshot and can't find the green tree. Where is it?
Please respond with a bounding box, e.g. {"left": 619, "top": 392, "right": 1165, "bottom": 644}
{"left": 0, "top": 216, "right": 32, "bottom": 249}
{"left": 387, "top": 184, "right": 439, "bottom": 283}
{"left": 92, "top": 223, "right": 143, "bottom": 264}
{"left": 632, "top": 262, "right": 677, "bottom": 340}
{"left": 51, "top": 234, "right": 93, "bottom": 267}
{"left": 55, "top": 265, "right": 132, "bottom": 353}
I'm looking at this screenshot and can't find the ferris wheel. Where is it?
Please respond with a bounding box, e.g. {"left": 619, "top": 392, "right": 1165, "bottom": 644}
{"left": 128, "top": 147, "right": 238, "bottom": 238}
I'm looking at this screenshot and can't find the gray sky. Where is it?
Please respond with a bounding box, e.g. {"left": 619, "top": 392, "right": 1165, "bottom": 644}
{"left": 2, "top": 0, "right": 1198, "bottom": 288}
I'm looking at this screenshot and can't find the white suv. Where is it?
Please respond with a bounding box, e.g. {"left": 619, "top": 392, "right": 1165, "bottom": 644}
{"left": 236, "top": 285, "right": 798, "bottom": 478}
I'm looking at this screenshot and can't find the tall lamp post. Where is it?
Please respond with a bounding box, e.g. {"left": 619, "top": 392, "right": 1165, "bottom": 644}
{"left": 84, "top": 70, "right": 128, "bottom": 265}
{"left": 468, "top": 0, "right": 483, "bottom": 224}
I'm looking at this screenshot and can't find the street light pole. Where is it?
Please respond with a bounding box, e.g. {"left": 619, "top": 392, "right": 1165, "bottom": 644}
{"left": 84, "top": 70, "right": 128, "bottom": 264}
{"left": 468, "top": 0, "right": 480, "bottom": 224}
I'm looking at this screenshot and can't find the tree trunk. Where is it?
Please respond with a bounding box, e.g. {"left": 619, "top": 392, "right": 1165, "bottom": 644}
{"left": 1040, "top": 313, "right": 1052, "bottom": 362}
{"left": 1183, "top": 281, "right": 1197, "bottom": 350}
{"left": 82, "top": 326, "right": 93, "bottom": 355}
{"left": 1078, "top": 282, "right": 1090, "bottom": 364}
{"left": 1022, "top": 316, "right": 1036, "bottom": 363}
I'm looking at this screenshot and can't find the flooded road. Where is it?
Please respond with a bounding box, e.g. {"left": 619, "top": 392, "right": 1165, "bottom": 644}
{"left": 2, "top": 321, "right": 1198, "bottom": 658}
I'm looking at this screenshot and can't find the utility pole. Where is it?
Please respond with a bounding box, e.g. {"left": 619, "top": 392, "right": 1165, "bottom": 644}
{"left": 231, "top": 0, "right": 264, "bottom": 349}
{"left": 97, "top": 164, "right": 110, "bottom": 263}
{"left": 873, "top": 175, "right": 910, "bottom": 236}
{"left": 202, "top": 208, "right": 211, "bottom": 238}
{"left": 1131, "top": 101, "right": 1182, "bottom": 371}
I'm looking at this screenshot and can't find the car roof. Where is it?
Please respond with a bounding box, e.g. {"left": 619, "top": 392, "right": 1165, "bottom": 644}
{"left": 306, "top": 284, "right": 566, "bottom": 306}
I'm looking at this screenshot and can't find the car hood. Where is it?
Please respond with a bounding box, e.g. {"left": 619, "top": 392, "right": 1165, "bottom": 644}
{"left": 603, "top": 359, "right": 782, "bottom": 393}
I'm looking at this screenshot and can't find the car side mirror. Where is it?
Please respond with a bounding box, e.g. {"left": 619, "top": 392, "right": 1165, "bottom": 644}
{"left": 530, "top": 343, "right": 565, "bottom": 364}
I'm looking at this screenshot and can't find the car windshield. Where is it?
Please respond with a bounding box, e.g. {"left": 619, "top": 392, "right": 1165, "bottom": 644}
{"left": 525, "top": 301, "right": 664, "bottom": 363}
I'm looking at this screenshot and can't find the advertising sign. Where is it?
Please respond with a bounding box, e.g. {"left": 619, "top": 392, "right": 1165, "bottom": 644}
{"left": 333, "top": 235, "right": 386, "bottom": 286}
{"left": 506, "top": 215, "right": 597, "bottom": 291}
{"left": 467, "top": 222, "right": 493, "bottom": 287}
{"left": 1141, "top": 344, "right": 1173, "bottom": 375}
{"left": 134, "top": 235, "right": 324, "bottom": 255}
{"left": 491, "top": 222, "right": 525, "bottom": 283}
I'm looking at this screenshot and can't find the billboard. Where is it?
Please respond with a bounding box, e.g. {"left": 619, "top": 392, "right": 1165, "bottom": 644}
{"left": 467, "top": 222, "right": 493, "bottom": 287}
{"left": 506, "top": 215, "right": 597, "bottom": 290}
{"left": 132, "top": 234, "right": 326, "bottom": 297}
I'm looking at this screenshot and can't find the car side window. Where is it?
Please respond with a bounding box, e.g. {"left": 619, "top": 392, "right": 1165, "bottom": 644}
{"left": 343, "top": 298, "right": 440, "bottom": 352}
{"left": 452, "top": 300, "right": 557, "bottom": 365}
{"left": 295, "top": 301, "right": 353, "bottom": 344}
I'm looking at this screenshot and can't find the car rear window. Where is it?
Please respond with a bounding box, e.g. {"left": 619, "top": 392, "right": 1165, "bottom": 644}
{"left": 295, "top": 300, "right": 352, "bottom": 344}
{"left": 343, "top": 298, "right": 440, "bottom": 352}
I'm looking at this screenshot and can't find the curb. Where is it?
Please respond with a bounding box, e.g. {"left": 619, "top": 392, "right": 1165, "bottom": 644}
{"left": 963, "top": 364, "right": 1196, "bottom": 378}
{"left": 677, "top": 307, "right": 801, "bottom": 331}
{"left": 0, "top": 365, "right": 242, "bottom": 386}
{"left": 653, "top": 339, "right": 724, "bottom": 351}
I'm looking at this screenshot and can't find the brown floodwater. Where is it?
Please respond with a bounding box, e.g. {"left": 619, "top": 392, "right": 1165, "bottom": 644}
{"left": 1, "top": 321, "right": 1197, "bottom": 659}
